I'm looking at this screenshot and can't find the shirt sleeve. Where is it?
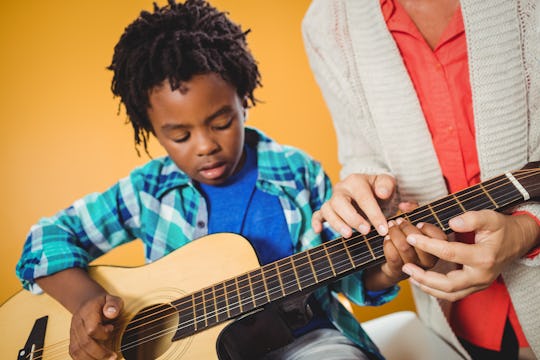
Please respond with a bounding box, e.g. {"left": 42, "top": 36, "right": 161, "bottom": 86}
{"left": 302, "top": 0, "right": 393, "bottom": 180}
{"left": 513, "top": 209, "right": 540, "bottom": 261}
{"left": 16, "top": 176, "right": 142, "bottom": 293}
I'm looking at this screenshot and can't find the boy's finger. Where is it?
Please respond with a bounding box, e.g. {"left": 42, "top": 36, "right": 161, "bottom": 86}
{"left": 103, "top": 295, "right": 123, "bottom": 320}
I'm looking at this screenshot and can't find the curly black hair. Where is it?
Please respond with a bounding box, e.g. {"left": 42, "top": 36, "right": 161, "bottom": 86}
{"left": 108, "top": 0, "right": 261, "bottom": 153}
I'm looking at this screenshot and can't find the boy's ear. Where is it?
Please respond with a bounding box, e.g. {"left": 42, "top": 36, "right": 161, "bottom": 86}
{"left": 242, "top": 97, "right": 249, "bottom": 122}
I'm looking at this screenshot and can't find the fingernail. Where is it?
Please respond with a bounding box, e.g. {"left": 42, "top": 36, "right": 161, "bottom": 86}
{"left": 378, "top": 187, "right": 390, "bottom": 197}
{"left": 450, "top": 217, "right": 464, "bottom": 227}
{"left": 402, "top": 265, "right": 412, "bottom": 276}
{"left": 388, "top": 220, "right": 395, "bottom": 228}
{"left": 406, "top": 235, "right": 417, "bottom": 245}
{"left": 358, "top": 224, "right": 370, "bottom": 234}
{"left": 378, "top": 224, "right": 388, "bottom": 235}
{"left": 106, "top": 306, "right": 117, "bottom": 315}
{"left": 416, "top": 222, "right": 424, "bottom": 229}
{"left": 384, "top": 235, "right": 391, "bottom": 241}
{"left": 396, "top": 217, "right": 403, "bottom": 225}
{"left": 340, "top": 226, "right": 352, "bottom": 237}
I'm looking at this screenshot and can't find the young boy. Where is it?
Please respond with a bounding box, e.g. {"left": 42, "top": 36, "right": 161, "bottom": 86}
{"left": 15, "top": 1, "right": 419, "bottom": 359}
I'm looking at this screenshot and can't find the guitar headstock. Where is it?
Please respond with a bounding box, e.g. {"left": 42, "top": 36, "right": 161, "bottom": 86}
{"left": 517, "top": 161, "right": 540, "bottom": 201}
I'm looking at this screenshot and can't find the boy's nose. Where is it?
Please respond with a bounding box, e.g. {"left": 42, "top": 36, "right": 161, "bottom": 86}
{"left": 196, "top": 133, "right": 220, "bottom": 156}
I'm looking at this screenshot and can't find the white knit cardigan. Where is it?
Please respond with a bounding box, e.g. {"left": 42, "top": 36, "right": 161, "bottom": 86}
{"left": 303, "top": 0, "right": 540, "bottom": 358}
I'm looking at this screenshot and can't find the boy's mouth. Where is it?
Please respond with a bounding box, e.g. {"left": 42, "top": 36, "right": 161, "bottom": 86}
{"left": 199, "top": 161, "right": 227, "bottom": 181}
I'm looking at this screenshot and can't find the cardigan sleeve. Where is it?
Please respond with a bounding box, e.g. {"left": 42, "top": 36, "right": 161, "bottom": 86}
{"left": 302, "top": 0, "right": 394, "bottom": 180}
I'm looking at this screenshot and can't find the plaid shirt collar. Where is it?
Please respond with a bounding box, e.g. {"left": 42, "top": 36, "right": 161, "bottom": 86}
{"left": 154, "top": 127, "right": 298, "bottom": 199}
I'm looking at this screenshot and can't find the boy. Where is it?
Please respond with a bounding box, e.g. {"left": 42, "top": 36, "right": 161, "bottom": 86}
{"left": 16, "top": 1, "right": 431, "bottom": 359}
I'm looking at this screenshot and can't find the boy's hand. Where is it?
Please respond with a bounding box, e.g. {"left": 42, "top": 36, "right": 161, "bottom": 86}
{"left": 402, "top": 211, "right": 540, "bottom": 301}
{"left": 364, "top": 218, "right": 443, "bottom": 291}
{"left": 69, "top": 294, "right": 123, "bottom": 360}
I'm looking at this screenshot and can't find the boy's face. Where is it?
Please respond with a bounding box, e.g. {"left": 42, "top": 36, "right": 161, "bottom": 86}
{"left": 148, "top": 73, "right": 246, "bottom": 186}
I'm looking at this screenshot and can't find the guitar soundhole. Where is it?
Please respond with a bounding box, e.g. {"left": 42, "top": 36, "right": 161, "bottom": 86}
{"left": 121, "top": 303, "right": 179, "bottom": 360}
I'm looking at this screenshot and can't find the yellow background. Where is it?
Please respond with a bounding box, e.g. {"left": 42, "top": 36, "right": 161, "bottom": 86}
{"left": 0, "top": 0, "right": 414, "bottom": 322}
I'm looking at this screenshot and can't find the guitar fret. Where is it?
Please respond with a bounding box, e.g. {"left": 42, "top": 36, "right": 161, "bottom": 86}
{"left": 453, "top": 194, "right": 466, "bottom": 212}
{"left": 294, "top": 251, "right": 317, "bottom": 289}
{"left": 234, "top": 277, "right": 242, "bottom": 314}
{"left": 408, "top": 205, "right": 438, "bottom": 227}
{"left": 479, "top": 183, "right": 497, "bottom": 207}
{"left": 402, "top": 212, "right": 411, "bottom": 222}
{"left": 236, "top": 274, "right": 254, "bottom": 313}
{"left": 212, "top": 286, "right": 219, "bottom": 322}
{"left": 273, "top": 258, "right": 298, "bottom": 296}
{"left": 330, "top": 239, "right": 354, "bottom": 274}
{"left": 341, "top": 237, "right": 355, "bottom": 268}
{"left": 308, "top": 247, "right": 333, "bottom": 283}
{"left": 274, "top": 262, "right": 286, "bottom": 298}
{"left": 429, "top": 197, "right": 463, "bottom": 230}
{"left": 202, "top": 287, "right": 213, "bottom": 327}
{"left": 323, "top": 245, "right": 337, "bottom": 277}
{"left": 250, "top": 269, "right": 267, "bottom": 307}
{"left": 191, "top": 294, "right": 197, "bottom": 332}
{"left": 246, "top": 272, "right": 258, "bottom": 308}
{"left": 363, "top": 234, "right": 375, "bottom": 259}
{"left": 306, "top": 250, "right": 319, "bottom": 283}
{"left": 426, "top": 203, "right": 444, "bottom": 229}
{"left": 258, "top": 268, "right": 271, "bottom": 303}
{"left": 455, "top": 187, "right": 489, "bottom": 212}
{"left": 193, "top": 291, "right": 205, "bottom": 330}
{"left": 348, "top": 235, "right": 372, "bottom": 267}
{"left": 214, "top": 283, "right": 227, "bottom": 322}
{"left": 289, "top": 256, "right": 302, "bottom": 291}
{"left": 484, "top": 176, "right": 524, "bottom": 209}
{"left": 224, "top": 279, "right": 237, "bottom": 318}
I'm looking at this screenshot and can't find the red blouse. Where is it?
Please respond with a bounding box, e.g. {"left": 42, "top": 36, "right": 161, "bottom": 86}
{"left": 380, "top": 0, "right": 530, "bottom": 350}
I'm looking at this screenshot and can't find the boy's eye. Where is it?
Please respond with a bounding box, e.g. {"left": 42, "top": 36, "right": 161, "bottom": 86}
{"left": 173, "top": 133, "right": 190, "bottom": 143}
{"left": 213, "top": 116, "right": 234, "bottom": 130}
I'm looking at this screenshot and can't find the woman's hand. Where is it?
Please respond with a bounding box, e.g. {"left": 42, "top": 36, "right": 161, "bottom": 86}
{"left": 402, "top": 211, "right": 540, "bottom": 301}
{"left": 312, "top": 173, "right": 396, "bottom": 237}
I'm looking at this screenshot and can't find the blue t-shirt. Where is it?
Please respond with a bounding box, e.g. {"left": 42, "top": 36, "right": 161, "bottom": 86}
{"left": 198, "top": 145, "right": 292, "bottom": 265}
{"left": 198, "top": 145, "right": 333, "bottom": 337}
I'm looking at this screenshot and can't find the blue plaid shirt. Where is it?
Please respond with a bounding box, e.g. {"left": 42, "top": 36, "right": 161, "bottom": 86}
{"left": 17, "top": 127, "right": 396, "bottom": 359}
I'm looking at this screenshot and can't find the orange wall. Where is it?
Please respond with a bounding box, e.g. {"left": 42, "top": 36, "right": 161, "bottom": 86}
{"left": 0, "top": 0, "right": 414, "bottom": 321}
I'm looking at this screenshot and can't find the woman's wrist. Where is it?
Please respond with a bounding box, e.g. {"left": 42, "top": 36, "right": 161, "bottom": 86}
{"left": 511, "top": 212, "right": 540, "bottom": 258}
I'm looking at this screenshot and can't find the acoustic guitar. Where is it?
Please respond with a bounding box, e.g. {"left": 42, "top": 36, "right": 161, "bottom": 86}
{"left": 1, "top": 163, "right": 538, "bottom": 359}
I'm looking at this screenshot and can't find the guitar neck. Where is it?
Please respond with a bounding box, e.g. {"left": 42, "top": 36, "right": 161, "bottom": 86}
{"left": 171, "top": 168, "right": 538, "bottom": 341}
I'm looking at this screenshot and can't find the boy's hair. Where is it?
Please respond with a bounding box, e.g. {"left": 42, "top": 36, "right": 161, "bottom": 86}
{"left": 108, "top": 0, "right": 261, "bottom": 152}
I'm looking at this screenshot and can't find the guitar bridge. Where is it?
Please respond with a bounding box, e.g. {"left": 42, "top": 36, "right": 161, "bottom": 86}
{"left": 18, "top": 316, "right": 47, "bottom": 360}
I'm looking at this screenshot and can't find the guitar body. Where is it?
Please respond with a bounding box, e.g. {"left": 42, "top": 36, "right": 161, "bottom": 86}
{"left": 0, "top": 233, "right": 264, "bottom": 359}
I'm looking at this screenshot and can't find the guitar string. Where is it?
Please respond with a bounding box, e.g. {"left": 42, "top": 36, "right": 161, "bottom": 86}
{"left": 116, "top": 170, "right": 540, "bottom": 353}
{"left": 117, "top": 169, "right": 539, "bottom": 335}
{"left": 29, "top": 169, "right": 539, "bottom": 359}
{"left": 63, "top": 176, "right": 540, "bottom": 358}
{"left": 30, "top": 170, "right": 540, "bottom": 359}
{"left": 102, "top": 174, "right": 540, "bottom": 354}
